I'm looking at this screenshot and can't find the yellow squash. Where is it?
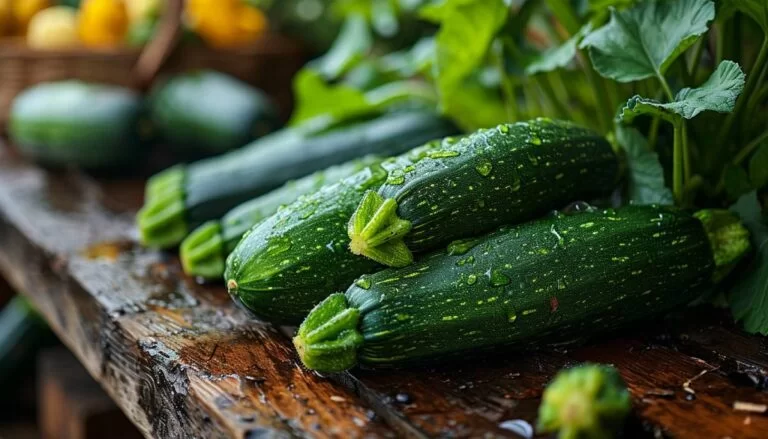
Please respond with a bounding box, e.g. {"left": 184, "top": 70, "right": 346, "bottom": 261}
{"left": 78, "top": 0, "right": 128, "bottom": 47}
{"left": 185, "top": 0, "right": 267, "bottom": 48}
{"left": 27, "top": 6, "right": 79, "bottom": 49}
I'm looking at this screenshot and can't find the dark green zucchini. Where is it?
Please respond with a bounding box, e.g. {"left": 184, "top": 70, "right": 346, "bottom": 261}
{"left": 149, "top": 70, "right": 279, "bottom": 156}
{"left": 8, "top": 81, "right": 145, "bottom": 169}
{"left": 348, "top": 118, "right": 620, "bottom": 267}
{"left": 138, "top": 110, "right": 459, "bottom": 248}
{"left": 181, "top": 155, "right": 383, "bottom": 280}
{"left": 224, "top": 141, "right": 450, "bottom": 323}
{"left": 294, "top": 205, "right": 750, "bottom": 372}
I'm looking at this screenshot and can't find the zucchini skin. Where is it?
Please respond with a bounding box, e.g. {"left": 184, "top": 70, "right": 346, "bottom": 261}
{"left": 225, "top": 141, "right": 452, "bottom": 323}
{"left": 150, "top": 70, "right": 278, "bottom": 156}
{"left": 138, "top": 111, "right": 459, "bottom": 248}
{"left": 180, "top": 155, "right": 383, "bottom": 279}
{"left": 9, "top": 81, "right": 145, "bottom": 169}
{"left": 225, "top": 164, "right": 389, "bottom": 324}
{"left": 297, "top": 205, "right": 728, "bottom": 371}
{"left": 348, "top": 118, "right": 619, "bottom": 267}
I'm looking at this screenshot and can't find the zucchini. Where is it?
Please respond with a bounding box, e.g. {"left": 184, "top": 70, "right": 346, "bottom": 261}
{"left": 537, "top": 364, "right": 631, "bottom": 439}
{"left": 138, "top": 110, "right": 458, "bottom": 248}
{"left": 225, "top": 141, "right": 449, "bottom": 323}
{"left": 294, "top": 205, "right": 750, "bottom": 372}
{"left": 149, "top": 70, "right": 279, "bottom": 156}
{"left": 181, "top": 155, "right": 383, "bottom": 280}
{"left": 8, "top": 81, "right": 145, "bottom": 169}
{"left": 348, "top": 118, "right": 620, "bottom": 267}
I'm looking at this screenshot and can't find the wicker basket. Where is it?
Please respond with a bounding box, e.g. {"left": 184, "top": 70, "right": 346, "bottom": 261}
{"left": 0, "top": 0, "right": 305, "bottom": 125}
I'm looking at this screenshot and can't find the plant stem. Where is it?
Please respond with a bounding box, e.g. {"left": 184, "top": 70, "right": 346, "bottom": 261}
{"left": 688, "top": 36, "right": 707, "bottom": 81}
{"left": 493, "top": 42, "right": 518, "bottom": 122}
{"left": 657, "top": 72, "right": 675, "bottom": 101}
{"left": 733, "top": 128, "right": 768, "bottom": 165}
{"left": 682, "top": 122, "right": 691, "bottom": 185}
{"left": 715, "top": 36, "right": 768, "bottom": 150}
{"left": 673, "top": 121, "right": 684, "bottom": 204}
{"left": 536, "top": 75, "right": 570, "bottom": 120}
{"left": 545, "top": 0, "right": 581, "bottom": 35}
{"left": 744, "top": 58, "right": 768, "bottom": 130}
{"left": 648, "top": 116, "right": 660, "bottom": 151}
{"left": 581, "top": 53, "right": 611, "bottom": 133}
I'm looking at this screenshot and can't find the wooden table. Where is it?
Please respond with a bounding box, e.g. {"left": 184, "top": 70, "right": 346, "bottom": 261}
{"left": 0, "top": 149, "right": 767, "bottom": 439}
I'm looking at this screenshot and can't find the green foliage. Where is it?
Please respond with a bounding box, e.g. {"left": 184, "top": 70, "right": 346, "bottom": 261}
{"left": 313, "top": 15, "right": 373, "bottom": 80}
{"left": 619, "top": 61, "right": 746, "bottom": 123}
{"left": 581, "top": 0, "right": 715, "bottom": 82}
{"left": 729, "top": 192, "right": 768, "bottom": 335}
{"left": 429, "top": 0, "right": 509, "bottom": 130}
{"left": 615, "top": 125, "right": 674, "bottom": 205}
{"left": 525, "top": 25, "right": 591, "bottom": 75}
{"left": 289, "top": 70, "right": 372, "bottom": 126}
{"left": 749, "top": 142, "right": 768, "bottom": 188}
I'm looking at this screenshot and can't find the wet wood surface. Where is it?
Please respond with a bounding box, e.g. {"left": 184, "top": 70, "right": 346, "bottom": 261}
{"left": 0, "top": 148, "right": 766, "bottom": 438}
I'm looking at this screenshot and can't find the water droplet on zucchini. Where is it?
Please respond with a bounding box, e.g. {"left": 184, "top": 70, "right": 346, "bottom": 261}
{"left": 448, "top": 238, "right": 480, "bottom": 255}
{"left": 427, "top": 150, "right": 460, "bottom": 159}
{"left": 266, "top": 236, "right": 292, "bottom": 255}
{"left": 475, "top": 160, "right": 493, "bottom": 177}
{"left": 489, "top": 269, "right": 510, "bottom": 286}
{"left": 467, "top": 274, "right": 478, "bottom": 285}
{"left": 356, "top": 277, "right": 372, "bottom": 289}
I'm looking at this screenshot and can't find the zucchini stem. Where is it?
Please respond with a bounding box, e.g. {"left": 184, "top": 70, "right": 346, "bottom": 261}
{"left": 294, "top": 294, "right": 363, "bottom": 372}
{"left": 180, "top": 221, "right": 226, "bottom": 280}
{"left": 347, "top": 191, "right": 414, "bottom": 267}
{"left": 694, "top": 209, "right": 751, "bottom": 283}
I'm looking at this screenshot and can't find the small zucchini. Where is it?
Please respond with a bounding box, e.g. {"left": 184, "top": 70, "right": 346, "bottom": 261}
{"left": 225, "top": 142, "right": 446, "bottom": 324}
{"left": 295, "top": 206, "right": 750, "bottom": 372}
{"left": 9, "top": 81, "right": 145, "bottom": 170}
{"left": 347, "top": 118, "right": 619, "bottom": 267}
{"left": 181, "top": 155, "right": 383, "bottom": 280}
{"left": 138, "top": 110, "right": 458, "bottom": 248}
{"left": 537, "top": 364, "right": 631, "bottom": 439}
{"left": 149, "top": 70, "right": 279, "bottom": 156}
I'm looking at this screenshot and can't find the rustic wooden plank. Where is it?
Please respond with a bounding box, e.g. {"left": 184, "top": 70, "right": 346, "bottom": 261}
{"left": 0, "top": 151, "right": 394, "bottom": 439}
{"left": 333, "top": 326, "right": 768, "bottom": 439}
{"left": 38, "top": 346, "right": 143, "bottom": 439}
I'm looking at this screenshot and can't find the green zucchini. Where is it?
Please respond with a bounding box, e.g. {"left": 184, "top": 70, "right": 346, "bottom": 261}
{"left": 138, "top": 110, "right": 458, "bottom": 248}
{"left": 149, "top": 70, "right": 279, "bottom": 156}
{"left": 348, "top": 118, "right": 620, "bottom": 267}
{"left": 181, "top": 155, "right": 383, "bottom": 280}
{"left": 294, "top": 205, "right": 750, "bottom": 372}
{"left": 225, "top": 141, "right": 452, "bottom": 323}
{"left": 8, "top": 81, "right": 145, "bottom": 169}
{"left": 537, "top": 364, "right": 631, "bottom": 439}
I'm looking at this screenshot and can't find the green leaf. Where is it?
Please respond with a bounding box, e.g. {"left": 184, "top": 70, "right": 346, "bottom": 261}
{"left": 615, "top": 125, "right": 674, "bottom": 205}
{"left": 750, "top": 141, "right": 768, "bottom": 188}
{"left": 442, "top": 82, "right": 509, "bottom": 131}
{"left": 724, "top": 165, "right": 754, "bottom": 200}
{"left": 430, "top": 0, "right": 509, "bottom": 118}
{"left": 581, "top": 0, "right": 715, "bottom": 82}
{"left": 289, "top": 69, "right": 372, "bottom": 126}
{"left": 525, "top": 24, "right": 592, "bottom": 75}
{"left": 720, "top": 0, "right": 768, "bottom": 32}
{"left": 619, "top": 61, "right": 745, "bottom": 123}
{"left": 313, "top": 15, "right": 373, "bottom": 80}
{"left": 729, "top": 191, "right": 768, "bottom": 335}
